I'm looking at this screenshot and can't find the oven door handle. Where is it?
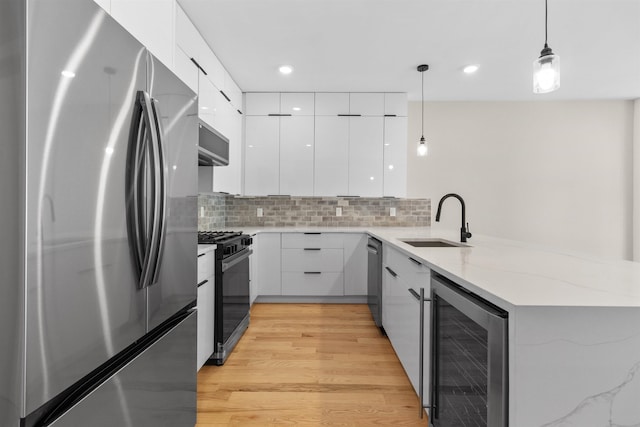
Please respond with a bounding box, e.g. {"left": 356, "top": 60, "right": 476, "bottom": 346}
{"left": 221, "top": 249, "right": 253, "bottom": 272}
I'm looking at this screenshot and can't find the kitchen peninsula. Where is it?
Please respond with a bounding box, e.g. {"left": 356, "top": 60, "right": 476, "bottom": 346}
{"left": 243, "top": 226, "right": 640, "bottom": 427}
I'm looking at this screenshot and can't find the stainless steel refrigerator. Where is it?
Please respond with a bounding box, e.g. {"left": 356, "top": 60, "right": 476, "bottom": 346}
{"left": 0, "top": 0, "right": 199, "bottom": 425}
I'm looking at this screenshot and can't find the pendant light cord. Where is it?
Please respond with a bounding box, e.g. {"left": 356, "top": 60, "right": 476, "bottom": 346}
{"left": 544, "top": 0, "right": 548, "bottom": 47}
{"left": 421, "top": 69, "right": 424, "bottom": 138}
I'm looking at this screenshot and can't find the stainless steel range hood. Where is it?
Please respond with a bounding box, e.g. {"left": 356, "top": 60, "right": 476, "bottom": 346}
{"left": 198, "top": 121, "right": 229, "bottom": 166}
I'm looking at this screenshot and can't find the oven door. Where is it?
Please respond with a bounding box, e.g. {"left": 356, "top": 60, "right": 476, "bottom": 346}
{"left": 430, "top": 274, "right": 508, "bottom": 427}
{"left": 215, "top": 248, "right": 252, "bottom": 354}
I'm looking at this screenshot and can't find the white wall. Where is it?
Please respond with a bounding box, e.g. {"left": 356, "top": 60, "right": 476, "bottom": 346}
{"left": 407, "top": 101, "right": 634, "bottom": 260}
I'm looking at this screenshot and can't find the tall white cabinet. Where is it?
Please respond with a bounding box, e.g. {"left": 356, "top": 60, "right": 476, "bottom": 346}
{"left": 383, "top": 93, "right": 408, "bottom": 198}
{"left": 106, "top": 0, "right": 176, "bottom": 68}
{"left": 245, "top": 93, "right": 315, "bottom": 196}
{"left": 244, "top": 116, "right": 280, "bottom": 195}
{"left": 173, "top": 4, "right": 243, "bottom": 195}
{"left": 246, "top": 92, "right": 407, "bottom": 197}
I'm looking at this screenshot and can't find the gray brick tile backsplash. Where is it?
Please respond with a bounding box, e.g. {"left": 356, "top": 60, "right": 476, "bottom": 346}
{"left": 198, "top": 195, "right": 431, "bottom": 230}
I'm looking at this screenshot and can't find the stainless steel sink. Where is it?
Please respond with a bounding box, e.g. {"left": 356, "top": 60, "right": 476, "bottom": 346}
{"left": 400, "top": 239, "right": 467, "bottom": 248}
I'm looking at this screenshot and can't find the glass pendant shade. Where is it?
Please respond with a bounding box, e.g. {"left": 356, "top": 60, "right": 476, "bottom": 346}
{"left": 417, "top": 136, "right": 428, "bottom": 156}
{"left": 533, "top": 49, "right": 560, "bottom": 93}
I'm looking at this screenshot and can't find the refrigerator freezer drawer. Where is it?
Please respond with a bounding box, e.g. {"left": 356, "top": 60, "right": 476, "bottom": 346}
{"left": 49, "top": 311, "right": 197, "bottom": 427}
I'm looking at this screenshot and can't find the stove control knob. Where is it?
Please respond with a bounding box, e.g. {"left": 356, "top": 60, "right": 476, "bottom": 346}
{"left": 242, "top": 237, "right": 253, "bottom": 246}
{"left": 224, "top": 246, "right": 233, "bottom": 256}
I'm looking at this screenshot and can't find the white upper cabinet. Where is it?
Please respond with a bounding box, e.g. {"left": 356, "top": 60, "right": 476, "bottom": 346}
{"left": 384, "top": 93, "right": 408, "bottom": 117}
{"left": 198, "top": 46, "right": 225, "bottom": 91}
{"left": 175, "top": 4, "right": 200, "bottom": 57}
{"left": 245, "top": 92, "right": 407, "bottom": 197}
{"left": 349, "top": 93, "right": 384, "bottom": 116}
{"left": 110, "top": 0, "right": 175, "bottom": 68}
{"left": 349, "top": 117, "right": 383, "bottom": 196}
{"left": 245, "top": 93, "right": 280, "bottom": 115}
{"left": 175, "top": 4, "right": 226, "bottom": 92}
{"left": 314, "top": 116, "right": 349, "bottom": 196}
{"left": 173, "top": 46, "right": 198, "bottom": 93}
{"left": 244, "top": 116, "right": 280, "bottom": 195}
{"left": 213, "top": 107, "right": 242, "bottom": 195}
{"left": 93, "top": 0, "right": 110, "bottom": 12}
{"left": 384, "top": 117, "right": 408, "bottom": 198}
{"left": 279, "top": 116, "right": 315, "bottom": 196}
{"left": 198, "top": 73, "right": 225, "bottom": 131}
{"left": 315, "top": 93, "right": 349, "bottom": 116}
{"left": 281, "top": 93, "right": 314, "bottom": 116}
{"left": 223, "top": 72, "right": 242, "bottom": 111}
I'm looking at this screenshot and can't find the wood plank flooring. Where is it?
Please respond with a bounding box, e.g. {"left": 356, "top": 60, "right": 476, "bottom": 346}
{"left": 197, "top": 303, "right": 429, "bottom": 426}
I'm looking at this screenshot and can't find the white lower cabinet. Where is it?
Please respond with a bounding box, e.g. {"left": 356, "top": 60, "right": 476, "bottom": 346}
{"left": 281, "top": 236, "right": 345, "bottom": 295}
{"left": 252, "top": 232, "right": 368, "bottom": 299}
{"left": 256, "top": 233, "right": 282, "bottom": 295}
{"left": 282, "top": 272, "right": 344, "bottom": 296}
{"left": 343, "top": 233, "right": 367, "bottom": 295}
{"left": 197, "top": 248, "right": 215, "bottom": 371}
{"left": 382, "top": 244, "right": 430, "bottom": 398}
{"left": 249, "top": 234, "right": 258, "bottom": 305}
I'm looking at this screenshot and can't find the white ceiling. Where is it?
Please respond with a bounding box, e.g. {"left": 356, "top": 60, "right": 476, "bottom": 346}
{"left": 178, "top": 0, "right": 640, "bottom": 101}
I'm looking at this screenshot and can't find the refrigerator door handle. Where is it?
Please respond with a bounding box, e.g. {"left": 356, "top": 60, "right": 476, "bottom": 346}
{"left": 139, "top": 90, "right": 160, "bottom": 290}
{"left": 127, "top": 90, "right": 160, "bottom": 290}
{"left": 127, "top": 103, "right": 146, "bottom": 276}
{"left": 148, "top": 97, "right": 168, "bottom": 287}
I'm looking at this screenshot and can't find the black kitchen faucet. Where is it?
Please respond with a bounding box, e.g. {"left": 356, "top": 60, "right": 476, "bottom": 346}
{"left": 435, "top": 193, "right": 472, "bottom": 243}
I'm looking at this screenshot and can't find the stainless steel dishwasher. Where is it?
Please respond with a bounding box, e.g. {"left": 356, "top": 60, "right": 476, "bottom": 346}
{"left": 367, "top": 237, "right": 383, "bottom": 328}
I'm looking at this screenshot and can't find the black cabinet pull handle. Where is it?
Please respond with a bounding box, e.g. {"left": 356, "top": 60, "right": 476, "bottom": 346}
{"left": 337, "top": 114, "right": 361, "bottom": 117}
{"left": 268, "top": 113, "right": 292, "bottom": 116}
{"left": 220, "top": 90, "right": 231, "bottom": 102}
{"left": 197, "top": 279, "right": 208, "bottom": 288}
{"left": 385, "top": 266, "right": 397, "bottom": 278}
{"left": 409, "top": 257, "right": 422, "bottom": 266}
{"left": 304, "top": 272, "right": 322, "bottom": 275}
{"left": 189, "top": 58, "right": 207, "bottom": 75}
{"left": 304, "top": 248, "right": 321, "bottom": 251}
{"left": 197, "top": 253, "right": 206, "bottom": 258}
{"left": 384, "top": 114, "right": 397, "bottom": 117}
{"left": 409, "top": 288, "right": 420, "bottom": 300}
{"left": 303, "top": 232, "right": 321, "bottom": 235}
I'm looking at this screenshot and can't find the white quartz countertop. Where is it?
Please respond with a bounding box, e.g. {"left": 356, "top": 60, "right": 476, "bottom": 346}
{"left": 238, "top": 226, "right": 640, "bottom": 309}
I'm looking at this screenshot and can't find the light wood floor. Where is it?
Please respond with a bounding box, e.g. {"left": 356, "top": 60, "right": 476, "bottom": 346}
{"left": 197, "top": 303, "right": 429, "bottom": 426}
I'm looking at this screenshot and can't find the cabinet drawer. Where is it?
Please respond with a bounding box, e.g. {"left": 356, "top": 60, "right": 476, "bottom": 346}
{"left": 281, "top": 248, "right": 343, "bottom": 272}
{"left": 383, "top": 245, "right": 430, "bottom": 288}
{"left": 197, "top": 250, "right": 215, "bottom": 283}
{"left": 282, "top": 272, "right": 344, "bottom": 296}
{"left": 281, "top": 232, "right": 344, "bottom": 249}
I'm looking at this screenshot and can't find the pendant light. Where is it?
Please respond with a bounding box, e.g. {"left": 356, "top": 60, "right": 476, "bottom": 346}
{"left": 533, "top": 0, "right": 560, "bottom": 93}
{"left": 417, "top": 64, "right": 429, "bottom": 156}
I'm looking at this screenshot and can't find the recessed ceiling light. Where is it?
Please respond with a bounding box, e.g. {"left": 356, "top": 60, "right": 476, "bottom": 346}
{"left": 292, "top": 107, "right": 301, "bottom": 111}
{"left": 463, "top": 65, "right": 479, "bottom": 74}
{"left": 61, "top": 70, "right": 76, "bottom": 78}
{"left": 279, "top": 65, "right": 293, "bottom": 75}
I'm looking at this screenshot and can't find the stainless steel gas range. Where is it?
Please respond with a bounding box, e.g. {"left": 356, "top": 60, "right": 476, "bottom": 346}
{"left": 198, "top": 231, "right": 253, "bottom": 365}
